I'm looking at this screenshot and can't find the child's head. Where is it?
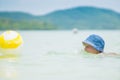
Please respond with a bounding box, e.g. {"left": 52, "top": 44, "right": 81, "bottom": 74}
{"left": 82, "top": 34, "right": 105, "bottom": 54}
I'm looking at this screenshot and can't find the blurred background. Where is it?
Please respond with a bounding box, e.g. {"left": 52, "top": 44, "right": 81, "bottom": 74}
{"left": 0, "top": 0, "right": 120, "bottom": 30}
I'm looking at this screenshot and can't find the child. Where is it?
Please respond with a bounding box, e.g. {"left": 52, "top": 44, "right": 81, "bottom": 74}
{"left": 82, "top": 34, "right": 119, "bottom": 56}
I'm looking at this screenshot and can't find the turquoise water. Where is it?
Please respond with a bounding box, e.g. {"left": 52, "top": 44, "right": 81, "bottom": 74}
{"left": 0, "top": 30, "right": 120, "bottom": 80}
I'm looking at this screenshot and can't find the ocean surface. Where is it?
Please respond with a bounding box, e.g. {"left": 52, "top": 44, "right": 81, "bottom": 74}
{"left": 0, "top": 30, "right": 120, "bottom": 80}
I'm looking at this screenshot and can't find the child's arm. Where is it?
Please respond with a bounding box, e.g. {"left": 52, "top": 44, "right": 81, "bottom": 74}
{"left": 103, "top": 52, "right": 120, "bottom": 57}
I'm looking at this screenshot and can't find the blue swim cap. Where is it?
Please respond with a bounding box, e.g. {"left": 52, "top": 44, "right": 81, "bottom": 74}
{"left": 83, "top": 34, "right": 105, "bottom": 52}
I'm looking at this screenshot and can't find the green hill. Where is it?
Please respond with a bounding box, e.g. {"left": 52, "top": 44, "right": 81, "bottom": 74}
{"left": 0, "top": 12, "right": 36, "bottom": 20}
{"left": 0, "top": 12, "right": 57, "bottom": 30}
{"left": 41, "top": 6, "right": 120, "bottom": 29}
{"left": 0, "top": 6, "right": 120, "bottom": 30}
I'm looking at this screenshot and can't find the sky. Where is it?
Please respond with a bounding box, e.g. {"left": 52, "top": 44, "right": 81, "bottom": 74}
{"left": 0, "top": 0, "right": 120, "bottom": 15}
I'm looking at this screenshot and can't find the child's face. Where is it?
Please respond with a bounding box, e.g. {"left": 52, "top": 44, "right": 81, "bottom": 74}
{"left": 83, "top": 43, "right": 100, "bottom": 54}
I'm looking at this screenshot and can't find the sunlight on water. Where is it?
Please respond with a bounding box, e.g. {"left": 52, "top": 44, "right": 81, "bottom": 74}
{"left": 0, "top": 61, "right": 18, "bottom": 80}
{"left": 0, "top": 47, "right": 21, "bottom": 80}
{"left": 0, "top": 30, "right": 120, "bottom": 80}
{"left": 0, "top": 57, "right": 19, "bottom": 80}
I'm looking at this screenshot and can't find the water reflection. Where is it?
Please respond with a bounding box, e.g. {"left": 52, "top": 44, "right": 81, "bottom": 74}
{"left": 0, "top": 49, "right": 20, "bottom": 80}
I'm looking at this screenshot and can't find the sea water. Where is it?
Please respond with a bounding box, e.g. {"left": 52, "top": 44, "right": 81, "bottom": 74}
{"left": 0, "top": 30, "right": 120, "bottom": 80}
